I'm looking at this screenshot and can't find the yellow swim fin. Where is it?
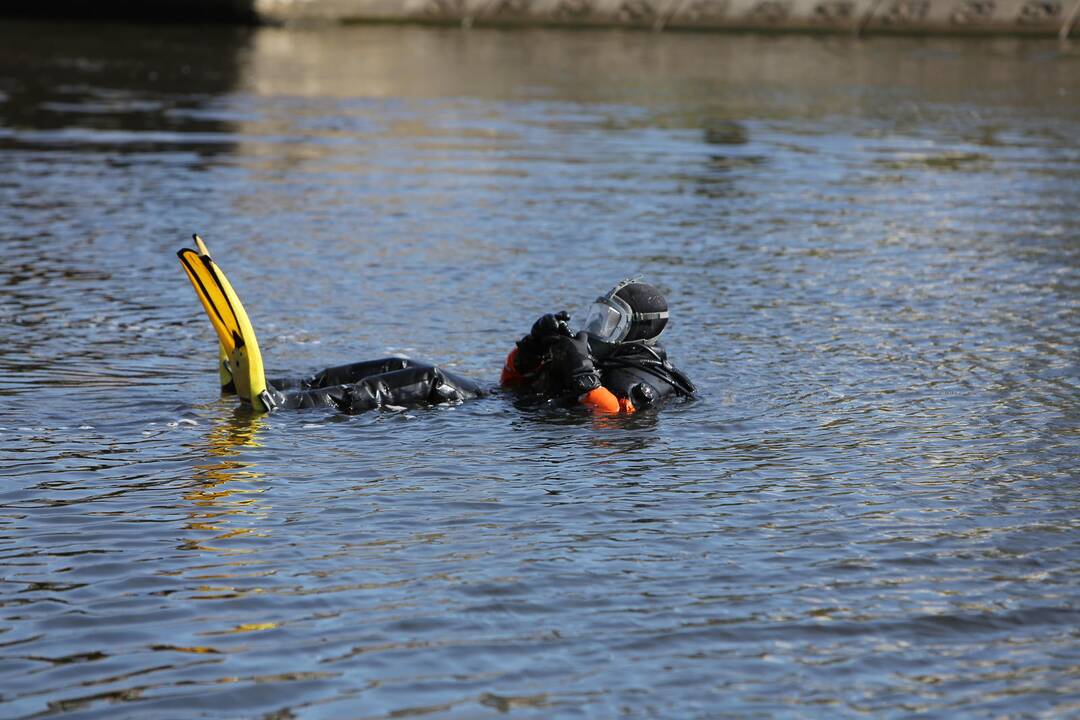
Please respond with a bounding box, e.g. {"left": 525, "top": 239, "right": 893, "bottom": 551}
{"left": 191, "top": 235, "right": 236, "bottom": 395}
{"left": 178, "top": 235, "right": 277, "bottom": 413}
{"left": 217, "top": 343, "right": 235, "bottom": 395}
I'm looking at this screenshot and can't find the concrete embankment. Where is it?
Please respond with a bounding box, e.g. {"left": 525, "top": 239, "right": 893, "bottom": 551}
{"left": 4, "top": 0, "right": 1078, "bottom": 36}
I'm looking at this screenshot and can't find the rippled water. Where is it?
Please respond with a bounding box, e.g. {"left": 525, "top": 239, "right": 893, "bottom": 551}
{"left": 1, "top": 20, "right": 1078, "bottom": 718}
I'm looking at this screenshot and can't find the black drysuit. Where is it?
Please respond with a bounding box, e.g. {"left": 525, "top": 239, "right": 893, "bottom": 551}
{"left": 261, "top": 357, "right": 484, "bottom": 414}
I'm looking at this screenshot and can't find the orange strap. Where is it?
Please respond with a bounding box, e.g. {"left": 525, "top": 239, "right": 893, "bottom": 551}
{"left": 500, "top": 348, "right": 525, "bottom": 386}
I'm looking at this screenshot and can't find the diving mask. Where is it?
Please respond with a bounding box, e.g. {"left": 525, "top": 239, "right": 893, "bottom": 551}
{"left": 581, "top": 278, "right": 669, "bottom": 345}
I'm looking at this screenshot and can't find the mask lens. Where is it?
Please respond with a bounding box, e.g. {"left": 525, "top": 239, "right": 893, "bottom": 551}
{"left": 582, "top": 301, "right": 628, "bottom": 343}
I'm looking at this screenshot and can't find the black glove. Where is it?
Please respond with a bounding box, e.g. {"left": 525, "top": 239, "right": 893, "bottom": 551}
{"left": 515, "top": 311, "right": 572, "bottom": 374}
{"left": 530, "top": 311, "right": 572, "bottom": 341}
{"left": 549, "top": 331, "right": 601, "bottom": 397}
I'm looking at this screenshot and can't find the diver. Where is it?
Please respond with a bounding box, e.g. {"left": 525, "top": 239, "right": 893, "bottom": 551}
{"left": 178, "top": 236, "right": 483, "bottom": 414}
{"left": 501, "top": 278, "right": 696, "bottom": 413}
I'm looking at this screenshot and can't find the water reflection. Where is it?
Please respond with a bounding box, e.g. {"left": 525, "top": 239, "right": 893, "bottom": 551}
{"left": 182, "top": 411, "right": 269, "bottom": 555}
{"left": 703, "top": 119, "right": 750, "bottom": 146}
{"left": 0, "top": 20, "right": 251, "bottom": 157}
{"left": 240, "top": 27, "right": 1078, "bottom": 114}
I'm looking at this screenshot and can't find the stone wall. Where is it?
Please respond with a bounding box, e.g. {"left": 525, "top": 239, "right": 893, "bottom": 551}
{"left": 2, "top": 0, "right": 1076, "bottom": 35}
{"left": 254, "top": 0, "right": 1079, "bottom": 35}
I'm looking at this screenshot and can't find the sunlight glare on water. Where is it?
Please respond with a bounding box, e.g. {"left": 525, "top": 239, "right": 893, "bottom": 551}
{"left": 0, "top": 21, "right": 1078, "bottom": 719}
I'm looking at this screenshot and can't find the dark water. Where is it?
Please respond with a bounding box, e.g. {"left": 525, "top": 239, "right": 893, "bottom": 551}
{"left": 1, "top": 20, "right": 1078, "bottom": 718}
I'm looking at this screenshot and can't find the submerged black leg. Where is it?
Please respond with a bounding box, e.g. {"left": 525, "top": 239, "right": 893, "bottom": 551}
{"left": 309, "top": 358, "right": 420, "bottom": 388}
{"left": 268, "top": 357, "right": 419, "bottom": 391}
{"left": 269, "top": 360, "right": 484, "bottom": 414}
{"left": 336, "top": 365, "right": 485, "bottom": 415}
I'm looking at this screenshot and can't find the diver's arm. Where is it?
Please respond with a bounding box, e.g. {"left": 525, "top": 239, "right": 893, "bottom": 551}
{"left": 583, "top": 378, "right": 684, "bottom": 414}
{"left": 506, "top": 335, "right": 634, "bottom": 414}
{"left": 501, "top": 312, "right": 573, "bottom": 388}
{"left": 547, "top": 332, "right": 635, "bottom": 414}
{"left": 580, "top": 386, "right": 631, "bottom": 413}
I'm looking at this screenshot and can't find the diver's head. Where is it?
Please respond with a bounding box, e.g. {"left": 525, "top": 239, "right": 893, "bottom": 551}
{"left": 581, "top": 278, "right": 669, "bottom": 352}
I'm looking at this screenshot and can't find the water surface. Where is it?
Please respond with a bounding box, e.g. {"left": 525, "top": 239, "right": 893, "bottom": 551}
{"left": 1, "top": 21, "right": 1078, "bottom": 718}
